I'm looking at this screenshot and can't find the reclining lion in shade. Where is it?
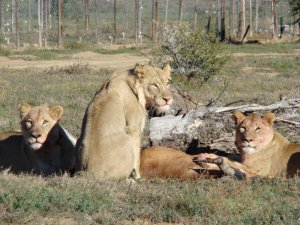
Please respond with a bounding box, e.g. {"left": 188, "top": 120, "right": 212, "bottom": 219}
{"left": 0, "top": 102, "right": 76, "bottom": 176}
{"left": 75, "top": 63, "right": 173, "bottom": 179}
{"left": 194, "top": 111, "right": 300, "bottom": 179}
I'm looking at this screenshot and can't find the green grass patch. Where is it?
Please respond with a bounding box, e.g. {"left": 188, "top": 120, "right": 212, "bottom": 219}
{"left": 63, "top": 40, "right": 87, "bottom": 51}
{"left": 0, "top": 47, "right": 11, "bottom": 56}
{"left": 0, "top": 174, "right": 299, "bottom": 224}
{"left": 225, "top": 43, "right": 300, "bottom": 54}
{"left": 94, "top": 46, "right": 139, "bottom": 55}
{"left": 10, "top": 48, "right": 78, "bottom": 60}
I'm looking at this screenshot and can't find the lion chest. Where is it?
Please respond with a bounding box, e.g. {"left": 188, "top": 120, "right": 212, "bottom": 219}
{"left": 243, "top": 149, "right": 288, "bottom": 178}
{"left": 30, "top": 145, "right": 63, "bottom": 175}
{"left": 124, "top": 100, "right": 146, "bottom": 134}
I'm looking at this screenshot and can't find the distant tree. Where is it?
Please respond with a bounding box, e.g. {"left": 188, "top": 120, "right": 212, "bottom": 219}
{"left": 272, "top": 0, "right": 278, "bottom": 38}
{"left": 12, "top": 0, "right": 17, "bottom": 33}
{"left": 179, "top": 0, "right": 183, "bottom": 22}
{"left": 0, "top": 0, "right": 5, "bottom": 33}
{"left": 289, "top": 0, "right": 300, "bottom": 24}
{"left": 238, "top": 0, "right": 245, "bottom": 39}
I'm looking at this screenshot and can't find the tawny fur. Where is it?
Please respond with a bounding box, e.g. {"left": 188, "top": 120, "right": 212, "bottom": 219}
{"left": 0, "top": 103, "right": 75, "bottom": 176}
{"left": 195, "top": 112, "right": 300, "bottom": 179}
{"left": 75, "top": 64, "right": 172, "bottom": 179}
{"left": 140, "top": 147, "right": 222, "bottom": 179}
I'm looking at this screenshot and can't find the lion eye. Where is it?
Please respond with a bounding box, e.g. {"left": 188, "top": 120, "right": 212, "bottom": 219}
{"left": 239, "top": 126, "right": 246, "bottom": 133}
{"left": 42, "top": 120, "right": 49, "bottom": 125}
{"left": 255, "top": 127, "right": 261, "bottom": 132}
{"left": 151, "top": 83, "right": 159, "bottom": 88}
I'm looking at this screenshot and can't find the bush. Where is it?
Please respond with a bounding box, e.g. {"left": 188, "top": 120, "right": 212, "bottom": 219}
{"left": 0, "top": 47, "right": 10, "bottom": 56}
{"left": 0, "top": 34, "right": 5, "bottom": 44}
{"left": 150, "top": 24, "right": 229, "bottom": 86}
{"left": 63, "top": 40, "right": 86, "bottom": 50}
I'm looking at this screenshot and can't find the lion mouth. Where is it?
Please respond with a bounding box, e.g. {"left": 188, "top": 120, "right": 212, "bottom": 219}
{"left": 30, "top": 142, "right": 43, "bottom": 150}
{"left": 241, "top": 142, "right": 257, "bottom": 154}
{"left": 242, "top": 146, "right": 256, "bottom": 154}
{"left": 157, "top": 104, "right": 170, "bottom": 113}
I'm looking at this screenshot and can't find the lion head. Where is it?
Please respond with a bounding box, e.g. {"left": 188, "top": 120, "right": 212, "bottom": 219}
{"left": 233, "top": 111, "right": 275, "bottom": 154}
{"left": 133, "top": 63, "right": 173, "bottom": 114}
{"left": 18, "top": 102, "right": 64, "bottom": 151}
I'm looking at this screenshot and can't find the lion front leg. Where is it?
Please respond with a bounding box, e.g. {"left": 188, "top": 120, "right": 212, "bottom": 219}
{"left": 124, "top": 126, "right": 142, "bottom": 180}
{"left": 125, "top": 108, "right": 146, "bottom": 180}
{"left": 193, "top": 153, "right": 257, "bottom": 180}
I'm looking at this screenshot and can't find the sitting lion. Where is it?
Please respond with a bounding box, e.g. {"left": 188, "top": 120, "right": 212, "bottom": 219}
{"left": 75, "top": 64, "right": 173, "bottom": 179}
{"left": 140, "top": 146, "right": 222, "bottom": 179}
{"left": 194, "top": 111, "right": 300, "bottom": 179}
{"left": 0, "top": 102, "right": 76, "bottom": 176}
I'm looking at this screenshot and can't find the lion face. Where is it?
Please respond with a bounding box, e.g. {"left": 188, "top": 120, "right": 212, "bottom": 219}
{"left": 18, "top": 102, "right": 63, "bottom": 151}
{"left": 134, "top": 64, "right": 173, "bottom": 114}
{"left": 233, "top": 111, "right": 275, "bottom": 154}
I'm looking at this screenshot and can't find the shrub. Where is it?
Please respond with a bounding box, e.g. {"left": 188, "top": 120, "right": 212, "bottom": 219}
{"left": 63, "top": 40, "right": 86, "bottom": 50}
{"left": 150, "top": 23, "right": 229, "bottom": 86}
{"left": 0, "top": 47, "right": 11, "bottom": 56}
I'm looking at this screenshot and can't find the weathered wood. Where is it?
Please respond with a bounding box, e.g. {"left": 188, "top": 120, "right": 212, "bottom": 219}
{"left": 150, "top": 109, "right": 236, "bottom": 154}
{"left": 210, "top": 98, "right": 300, "bottom": 113}
{"left": 149, "top": 99, "right": 300, "bottom": 154}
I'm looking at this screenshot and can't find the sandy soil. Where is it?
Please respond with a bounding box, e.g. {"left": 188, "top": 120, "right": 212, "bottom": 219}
{"left": 0, "top": 51, "right": 149, "bottom": 70}
{"left": 1, "top": 49, "right": 299, "bottom": 70}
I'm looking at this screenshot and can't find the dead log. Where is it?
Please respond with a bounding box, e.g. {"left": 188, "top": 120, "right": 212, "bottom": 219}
{"left": 149, "top": 99, "right": 300, "bottom": 154}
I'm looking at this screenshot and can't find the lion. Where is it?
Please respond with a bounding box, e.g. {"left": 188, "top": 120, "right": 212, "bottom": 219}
{"left": 75, "top": 63, "right": 173, "bottom": 179}
{"left": 194, "top": 111, "right": 300, "bottom": 179}
{"left": 0, "top": 102, "right": 76, "bottom": 176}
{"left": 140, "top": 146, "right": 222, "bottom": 179}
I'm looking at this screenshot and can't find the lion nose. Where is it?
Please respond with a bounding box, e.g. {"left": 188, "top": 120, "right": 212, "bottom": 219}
{"left": 245, "top": 138, "right": 253, "bottom": 143}
{"left": 31, "top": 133, "right": 41, "bottom": 139}
{"left": 163, "top": 96, "right": 171, "bottom": 103}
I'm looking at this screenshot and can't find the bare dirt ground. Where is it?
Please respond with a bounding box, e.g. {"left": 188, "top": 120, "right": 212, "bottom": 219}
{"left": 0, "top": 49, "right": 299, "bottom": 70}
{"left": 0, "top": 51, "right": 149, "bottom": 70}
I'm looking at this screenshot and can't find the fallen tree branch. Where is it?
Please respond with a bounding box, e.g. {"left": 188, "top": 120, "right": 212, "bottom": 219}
{"left": 276, "top": 118, "right": 300, "bottom": 127}
{"left": 149, "top": 99, "right": 300, "bottom": 153}
{"left": 210, "top": 98, "right": 300, "bottom": 113}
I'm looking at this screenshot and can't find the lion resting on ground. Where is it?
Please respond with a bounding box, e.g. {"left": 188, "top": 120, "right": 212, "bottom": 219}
{"left": 140, "top": 146, "right": 222, "bottom": 179}
{"left": 194, "top": 111, "right": 300, "bottom": 179}
{"left": 0, "top": 102, "right": 76, "bottom": 176}
{"left": 75, "top": 64, "right": 173, "bottom": 179}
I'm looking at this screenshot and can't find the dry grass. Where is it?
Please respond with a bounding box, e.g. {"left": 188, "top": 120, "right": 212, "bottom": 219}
{"left": 175, "top": 45, "right": 300, "bottom": 106}
{"left": 0, "top": 66, "right": 113, "bottom": 136}
{"left": 0, "top": 43, "right": 300, "bottom": 224}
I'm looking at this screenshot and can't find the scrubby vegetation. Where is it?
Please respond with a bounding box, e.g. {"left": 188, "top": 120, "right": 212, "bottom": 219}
{"left": 150, "top": 24, "right": 228, "bottom": 86}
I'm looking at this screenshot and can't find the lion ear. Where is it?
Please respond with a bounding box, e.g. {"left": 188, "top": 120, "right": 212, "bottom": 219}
{"left": 49, "top": 105, "right": 64, "bottom": 121}
{"left": 18, "top": 102, "right": 32, "bottom": 119}
{"left": 133, "top": 63, "right": 145, "bottom": 79}
{"left": 263, "top": 112, "right": 276, "bottom": 126}
{"left": 162, "top": 64, "right": 171, "bottom": 80}
{"left": 232, "top": 111, "right": 245, "bottom": 125}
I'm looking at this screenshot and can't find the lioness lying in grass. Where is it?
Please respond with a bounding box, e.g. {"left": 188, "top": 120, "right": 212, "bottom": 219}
{"left": 194, "top": 111, "right": 300, "bottom": 179}
{"left": 0, "top": 102, "right": 76, "bottom": 176}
